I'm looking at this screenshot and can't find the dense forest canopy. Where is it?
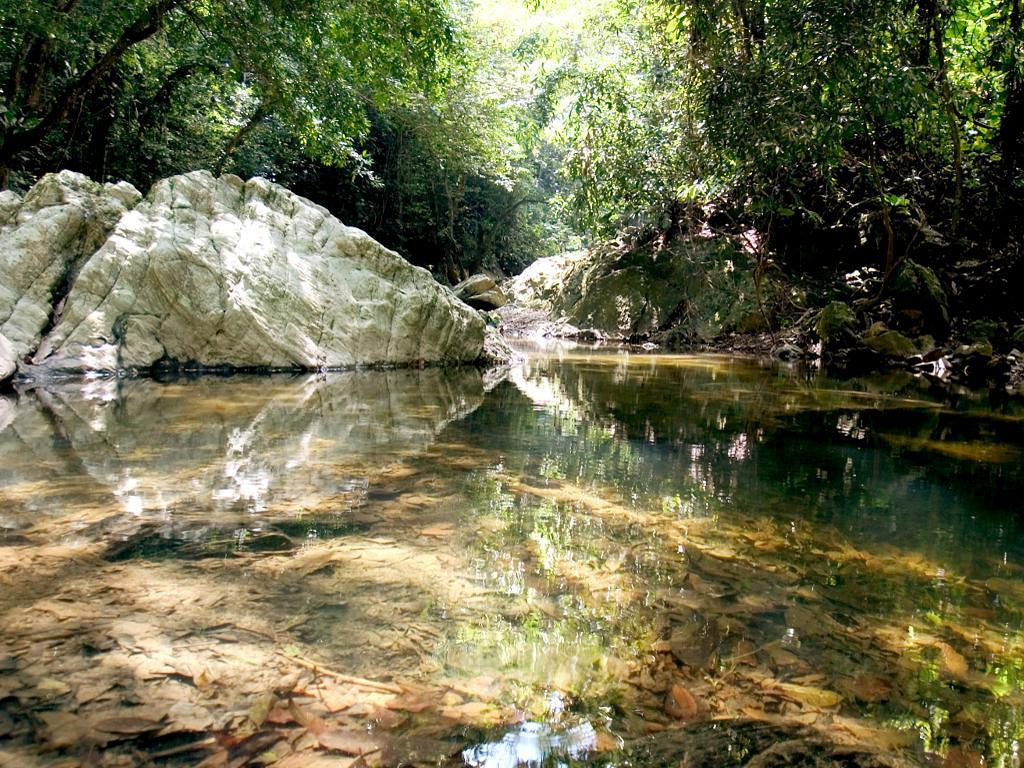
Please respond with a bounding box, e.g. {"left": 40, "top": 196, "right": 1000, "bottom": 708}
{"left": 1, "top": 0, "right": 1021, "bottom": 313}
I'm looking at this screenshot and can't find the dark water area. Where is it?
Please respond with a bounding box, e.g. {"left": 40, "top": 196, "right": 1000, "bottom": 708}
{"left": 0, "top": 351, "right": 1022, "bottom": 767}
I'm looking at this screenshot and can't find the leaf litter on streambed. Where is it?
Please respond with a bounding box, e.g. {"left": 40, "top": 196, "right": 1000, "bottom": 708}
{"left": 0, "top": 464, "right": 1021, "bottom": 767}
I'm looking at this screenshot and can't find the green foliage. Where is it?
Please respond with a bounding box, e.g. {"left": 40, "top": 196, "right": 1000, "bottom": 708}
{"left": 2, "top": 0, "right": 1021, "bottom": 296}
{"left": 0, "top": 0, "right": 576, "bottom": 278}
{"left": 0, "top": 0, "right": 456, "bottom": 175}
{"left": 542, "top": 0, "right": 1024, "bottom": 315}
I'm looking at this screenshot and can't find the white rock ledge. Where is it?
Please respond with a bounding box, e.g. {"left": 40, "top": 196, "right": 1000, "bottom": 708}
{"left": 0, "top": 170, "right": 484, "bottom": 382}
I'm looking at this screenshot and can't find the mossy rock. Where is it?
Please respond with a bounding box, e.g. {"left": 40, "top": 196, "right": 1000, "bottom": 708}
{"left": 816, "top": 302, "right": 856, "bottom": 347}
{"left": 958, "top": 340, "right": 994, "bottom": 359}
{"left": 862, "top": 328, "right": 917, "bottom": 358}
{"left": 889, "top": 260, "right": 949, "bottom": 334}
{"left": 965, "top": 319, "right": 1000, "bottom": 343}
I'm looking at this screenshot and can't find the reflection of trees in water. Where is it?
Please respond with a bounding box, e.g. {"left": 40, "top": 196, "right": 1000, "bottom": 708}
{"left": 494, "top": 354, "right": 1024, "bottom": 570}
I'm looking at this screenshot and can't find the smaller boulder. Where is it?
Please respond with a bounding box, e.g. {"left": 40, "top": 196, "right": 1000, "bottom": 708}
{"left": 861, "top": 323, "right": 917, "bottom": 358}
{"left": 772, "top": 343, "right": 804, "bottom": 362}
{"left": 470, "top": 288, "right": 508, "bottom": 310}
{"left": 889, "top": 260, "right": 949, "bottom": 335}
{"left": 956, "top": 340, "right": 994, "bottom": 360}
{"left": 480, "top": 326, "right": 516, "bottom": 366}
{"left": 454, "top": 274, "right": 508, "bottom": 310}
{"left": 816, "top": 302, "right": 857, "bottom": 351}
{"left": 454, "top": 274, "right": 496, "bottom": 296}
{"left": 965, "top": 319, "right": 1000, "bottom": 344}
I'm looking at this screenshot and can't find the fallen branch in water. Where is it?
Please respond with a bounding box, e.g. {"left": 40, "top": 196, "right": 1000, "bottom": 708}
{"left": 278, "top": 652, "right": 404, "bottom": 694}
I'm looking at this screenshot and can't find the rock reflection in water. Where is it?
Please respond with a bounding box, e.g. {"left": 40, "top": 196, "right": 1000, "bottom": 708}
{"left": 0, "top": 368, "right": 483, "bottom": 543}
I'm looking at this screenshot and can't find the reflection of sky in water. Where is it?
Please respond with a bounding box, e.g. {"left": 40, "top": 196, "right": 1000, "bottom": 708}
{"left": 463, "top": 721, "right": 597, "bottom": 768}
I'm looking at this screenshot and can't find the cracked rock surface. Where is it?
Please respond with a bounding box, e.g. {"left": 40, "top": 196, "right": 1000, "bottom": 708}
{"left": 0, "top": 171, "right": 142, "bottom": 381}
{"left": 1, "top": 170, "right": 483, "bottom": 382}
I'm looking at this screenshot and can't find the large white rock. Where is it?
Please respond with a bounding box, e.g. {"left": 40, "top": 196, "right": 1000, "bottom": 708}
{"left": 25, "top": 171, "right": 483, "bottom": 374}
{"left": 0, "top": 171, "right": 142, "bottom": 381}
{"left": 0, "top": 333, "right": 14, "bottom": 382}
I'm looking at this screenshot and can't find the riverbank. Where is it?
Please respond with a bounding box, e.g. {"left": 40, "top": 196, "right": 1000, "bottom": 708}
{"left": 500, "top": 243, "right": 1024, "bottom": 400}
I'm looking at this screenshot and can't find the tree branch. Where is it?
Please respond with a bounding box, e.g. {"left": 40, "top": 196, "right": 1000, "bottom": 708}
{"left": 0, "top": 0, "right": 187, "bottom": 165}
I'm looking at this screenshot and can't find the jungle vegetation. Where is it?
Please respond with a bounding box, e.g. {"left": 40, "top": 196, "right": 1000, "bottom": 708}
{"left": 1, "top": 0, "right": 1021, "bottom": 313}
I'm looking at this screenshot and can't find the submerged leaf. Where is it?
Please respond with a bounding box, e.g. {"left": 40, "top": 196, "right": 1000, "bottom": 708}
{"left": 935, "top": 642, "right": 969, "bottom": 681}
{"left": 664, "top": 683, "right": 700, "bottom": 720}
{"left": 769, "top": 681, "right": 842, "bottom": 708}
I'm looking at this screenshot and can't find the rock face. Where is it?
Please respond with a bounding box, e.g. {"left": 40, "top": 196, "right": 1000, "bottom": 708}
{"left": 0, "top": 334, "right": 15, "bottom": 383}
{"left": 508, "top": 241, "right": 773, "bottom": 342}
{"left": 453, "top": 273, "right": 508, "bottom": 310}
{"left": 0, "top": 171, "right": 142, "bottom": 380}
{"left": 1, "top": 170, "right": 484, "bottom": 380}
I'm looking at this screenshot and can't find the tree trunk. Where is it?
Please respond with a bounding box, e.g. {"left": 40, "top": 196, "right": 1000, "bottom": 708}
{"left": 932, "top": 10, "right": 963, "bottom": 236}
{"left": 996, "top": 0, "right": 1022, "bottom": 240}
{"left": 215, "top": 104, "right": 268, "bottom": 175}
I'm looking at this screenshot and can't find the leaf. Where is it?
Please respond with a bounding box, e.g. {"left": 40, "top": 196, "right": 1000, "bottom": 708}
{"left": 664, "top": 683, "right": 699, "bottom": 720}
{"left": 289, "top": 700, "right": 327, "bottom": 735}
{"left": 769, "top": 681, "right": 842, "bottom": 708}
{"left": 936, "top": 641, "right": 969, "bottom": 681}
{"left": 249, "top": 693, "right": 276, "bottom": 728}
{"left": 419, "top": 523, "right": 455, "bottom": 537}
{"left": 942, "top": 747, "right": 985, "bottom": 768}
{"left": 846, "top": 674, "right": 892, "bottom": 703}
{"left": 93, "top": 715, "right": 165, "bottom": 735}
{"left": 386, "top": 693, "right": 433, "bottom": 713}
{"left": 38, "top": 711, "right": 112, "bottom": 749}
{"left": 34, "top": 678, "right": 71, "bottom": 697}
{"left": 163, "top": 701, "right": 215, "bottom": 733}
{"left": 190, "top": 665, "right": 217, "bottom": 689}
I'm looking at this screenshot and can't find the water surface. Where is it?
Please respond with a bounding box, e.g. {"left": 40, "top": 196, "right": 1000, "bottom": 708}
{"left": 1, "top": 351, "right": 1022, "bottom": 767}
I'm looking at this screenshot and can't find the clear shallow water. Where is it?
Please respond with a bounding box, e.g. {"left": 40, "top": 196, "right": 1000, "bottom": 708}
{"left": 1, "top": 352, "right": 1023, "bottom": 767}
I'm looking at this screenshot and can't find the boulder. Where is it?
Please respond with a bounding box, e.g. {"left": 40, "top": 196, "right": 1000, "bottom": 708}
{"left": 861, "top": 323, "right": 917, "bottom": 358}
{"left": 816, "top": 302, "right": 857, "bottom": 351}
{"left": 454, "top": 274, "right": 496, "bottom": 297}
{"left": 453, "top": 273, "right": 507, "bottom": 310}
{"left": 17, "top": 171, "right": 482, "bottom": 376}
{"left": 508, "top": 240, "right": 772, "bottom": 343}
{"left": 467, "top": 287, "right": 508, "bottom": 310}
{"left": 889, "top": 259, "right": 949, "bottom": 335}
{"left": 0, "top": 190, "right": 22, "bottom": 226}
{"left": 0, "top": 171, "right": 142, "bottom": 377}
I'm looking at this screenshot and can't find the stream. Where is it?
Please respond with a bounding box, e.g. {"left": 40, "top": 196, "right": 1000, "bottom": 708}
{"left": 1, "top": 349, "right": 1022, "bottom": 767}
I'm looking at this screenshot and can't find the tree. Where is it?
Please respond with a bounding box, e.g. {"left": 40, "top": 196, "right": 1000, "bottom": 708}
{"left": 0, "top": 0, "right": 456, "bottom": 185}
